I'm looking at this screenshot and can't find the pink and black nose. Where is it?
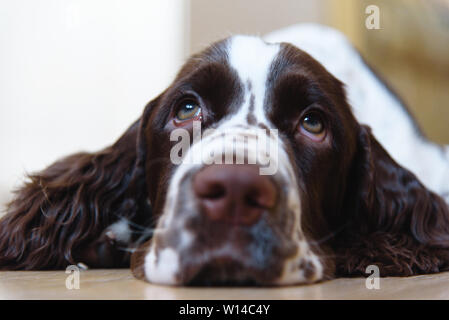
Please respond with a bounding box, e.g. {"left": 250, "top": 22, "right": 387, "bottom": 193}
{"left": 193, "top": 164, "right": 277, "bottom": 225}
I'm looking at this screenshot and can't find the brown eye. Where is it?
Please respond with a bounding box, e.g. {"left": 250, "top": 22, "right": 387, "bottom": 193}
{"left": 176, "top": 101, "right": 201, "bottom": 122}
{"left": 301, "top": 113, "right": 324, "bottom": 135}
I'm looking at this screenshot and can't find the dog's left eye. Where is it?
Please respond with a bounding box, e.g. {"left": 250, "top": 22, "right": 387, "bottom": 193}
{"left": 176, "top": 101, "right": 202, "bottom": 122}
{"left": 299, "top": 112, "right": 326, "bottom": 141}
{"left": 301, "top": 113, "right": 323, "bottom": 134}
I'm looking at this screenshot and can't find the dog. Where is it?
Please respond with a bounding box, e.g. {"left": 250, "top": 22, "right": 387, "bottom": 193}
{"left": 1, "top": 27, "right": 448, "bottom": 286}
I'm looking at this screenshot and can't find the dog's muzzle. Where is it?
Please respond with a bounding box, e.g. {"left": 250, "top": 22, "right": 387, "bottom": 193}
{"left": 142, "top": 126, "right": 324, "bottom": 285}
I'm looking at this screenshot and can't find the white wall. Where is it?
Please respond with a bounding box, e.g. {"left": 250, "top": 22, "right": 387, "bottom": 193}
{"left": 0, "top": 0, "right": 189, "bottom": 211}
{"left": 190, "top": 0, "right": 327, "bottom": 54}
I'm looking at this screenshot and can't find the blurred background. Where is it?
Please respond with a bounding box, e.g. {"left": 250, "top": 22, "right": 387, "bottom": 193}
{"left": 1, "top": 0, "right": 448, "bottom": 212}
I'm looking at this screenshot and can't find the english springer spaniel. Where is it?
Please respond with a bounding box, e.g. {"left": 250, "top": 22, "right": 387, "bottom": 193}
{"left": 1, "top": 25, "right": 448, "bottom": 286}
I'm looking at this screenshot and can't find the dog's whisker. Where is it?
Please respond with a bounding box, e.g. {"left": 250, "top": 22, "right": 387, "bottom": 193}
{"left": 129, "top": 229, "right": 154, "bottom": 235}
{"left": 306, "top": 223, "right": 349, "bottom": 246}
{"left": 117, "top": 246, "right": 139, "bottom": 253}
{"left": 111, "top": 214, "right": 149, "bottom": 230}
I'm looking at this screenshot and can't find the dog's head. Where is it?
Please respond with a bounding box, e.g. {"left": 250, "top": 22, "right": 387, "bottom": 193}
{"left": 130, "top": 36, "right": 449, "bottom": 285}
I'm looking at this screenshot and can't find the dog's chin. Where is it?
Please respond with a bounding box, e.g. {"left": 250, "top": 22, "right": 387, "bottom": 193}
{"left": 180, "top": 256, "right": 279, "bottom": 286}
{"left": 142, "top": 223, "right": 303, "bottom": 286}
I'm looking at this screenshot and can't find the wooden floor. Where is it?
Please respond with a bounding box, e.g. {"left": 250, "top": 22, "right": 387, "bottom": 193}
{"left": 0, "top": 269, "right": 448, "bottom": 299}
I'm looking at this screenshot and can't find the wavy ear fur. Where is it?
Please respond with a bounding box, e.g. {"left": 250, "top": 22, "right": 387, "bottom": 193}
{"left": 336, "top": 125, "right": 449, "bottom": 276}
{"left": 0, "top": 100, "right": 157, "bottom": 270}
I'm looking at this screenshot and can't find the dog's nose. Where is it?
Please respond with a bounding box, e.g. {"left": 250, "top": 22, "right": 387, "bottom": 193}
{"left": 193, "top": 164, "right": 277, "bottom": 225}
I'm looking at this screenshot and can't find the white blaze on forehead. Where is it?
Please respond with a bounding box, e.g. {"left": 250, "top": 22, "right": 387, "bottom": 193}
{"left": 226, "top": 35, "right": 280, "bottom": 126}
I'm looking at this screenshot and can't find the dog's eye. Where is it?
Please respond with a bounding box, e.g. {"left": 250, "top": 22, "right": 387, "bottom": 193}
{"left": 299, "top": 112, "right": 326, "bottom": 140}
{"left": 176, "top": 101, "right": 201, "bottom": 122}
{"left": 302, "top": 114, "right": 323, "bottom": 134}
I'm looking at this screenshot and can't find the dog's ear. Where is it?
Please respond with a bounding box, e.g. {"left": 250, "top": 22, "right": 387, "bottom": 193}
{"left": 337, "top": 125, "right": 449, "bottom": 276}
{"left": 0, "top": 98, "right": 159, "bottom": 270}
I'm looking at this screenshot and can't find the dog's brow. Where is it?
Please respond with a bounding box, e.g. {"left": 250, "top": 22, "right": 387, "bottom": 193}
{"left": 225, "top": 35, "right": 280, "bottom": 128}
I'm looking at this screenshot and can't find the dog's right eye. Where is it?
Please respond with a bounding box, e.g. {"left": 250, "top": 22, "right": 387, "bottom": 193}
{"left": 302, "top": 113, "right": 324, "bottom": 134}
{"left": 175, "top": 101, "right": 202, "bottom": 123}
{"left": 298, "top": 111, "right": 327, "bottom": 142}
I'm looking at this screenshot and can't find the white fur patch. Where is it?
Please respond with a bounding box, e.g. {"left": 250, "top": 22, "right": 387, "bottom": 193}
{"left": 144, "top": 246, "right": 180, "bottom": 285}
{"left": 107, "top": 218, "right": 131, "bottom": 243}
{"left": 277, "top": 254, "right": 323, "bottom": 285}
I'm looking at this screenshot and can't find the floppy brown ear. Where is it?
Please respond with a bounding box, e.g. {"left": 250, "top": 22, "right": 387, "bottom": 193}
{"left": 336, "top": 125, "right": 449, "bottom": 277}
{"left": 0, "top": 99, "right": 158, "bottom": 270}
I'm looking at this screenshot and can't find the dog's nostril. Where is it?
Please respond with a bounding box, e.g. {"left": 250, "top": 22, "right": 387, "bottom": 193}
{"left": 193, "top": 164, "right": 277, "bottom": 225}
{"left": 196, "top": 182, "right": 226, "bottom": 200}
{"left": 245, "top": 193, "right": 260, "bottom": 208}
{"left": 245, "top": 191, "right": 270, "bottom": 209}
